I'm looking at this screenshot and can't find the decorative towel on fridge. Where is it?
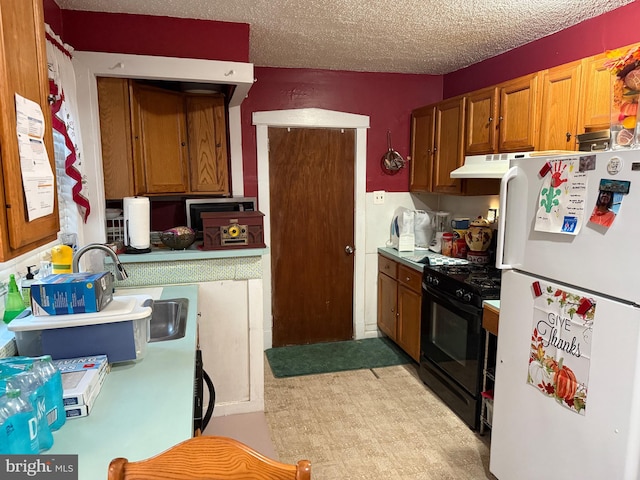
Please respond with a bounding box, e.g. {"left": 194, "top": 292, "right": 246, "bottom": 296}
{"left": 534, "top": 156, "right": 588, "bottom": 235}
{"left": 527, "top": 282, "right": 595, "bottom": 415}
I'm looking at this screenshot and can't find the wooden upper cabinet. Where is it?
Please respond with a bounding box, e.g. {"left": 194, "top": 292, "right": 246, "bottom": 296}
{"left": 433, "top": 96, "right": 465, "bottom": 194}
{"left": 498, "top": 73, "right": 539, "bottom": 152}
{"left": 409, "top": 105, "right": 435, "bottom": 192}
{"left": 538, "top": 61, "right": 583, "bottom": 151}
{"left": 186, "top": 95, "right": 230, "bottom": 195}
{"left": 465, "top": 87, "right": 499, "bottom": 155}
{"left": 130, "top": 84, "right": 189, "bottom": 194}
{"left": 100, "top": 81, "right": 231, "bottom": 198}
{"left": 0, "top": 0, "right": 59, "bottom": 261}
{"left": 577, "top": 53, "right": 612, "bottom": 134}
{"left": 97, "top": 78, "right": 136, "bottom": 199}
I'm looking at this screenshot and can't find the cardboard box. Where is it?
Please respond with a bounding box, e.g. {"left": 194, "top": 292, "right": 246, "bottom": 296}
{"left": 63, "top": 370, "right": 107, "bottom": 419}
{"left": 53, "top": 355, "right": 110, "bottom": 407}
{"left": 31, "top": 272, "right": 114, "bottom": 316}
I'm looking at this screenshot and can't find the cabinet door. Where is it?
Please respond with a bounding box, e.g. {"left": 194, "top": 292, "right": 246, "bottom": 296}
{"left": 498, "top": 73, "right": 539, "bottom": 152}
{"left": 97, "top": 77, "right": 136, "bottom": 199}
{"left": 377, "top": 272, "right": 398, "bottom": 340}
{"left": 433, "top": 97, "right": 465, "bottom": 194}
{"left": 577, "top": 54, "right": 612, "bottom": 133}
{"left": 131, "top": 84, "right": 189, "bottom": 194}
{"left": 538, "top": 61, "right": 582, "bottom": 151}
{"left": 186, "top": 95, "right": 230, "bottom": 195}
{"left": 397, "top": 284, "right": 421, "bottom": 362}
{"left": 397, "top": 265, "right": 422, "bottom": 362}
{"left": 409, "top": 105, "right": 435, "bottom": 192}
{"left": 465, "top": 87, "right": 499, "bottom": 155}
{"left": 0, "top": 0, "right": 58, "bottom": 260}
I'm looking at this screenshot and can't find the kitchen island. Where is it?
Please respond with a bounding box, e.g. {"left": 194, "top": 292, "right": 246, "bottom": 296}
{"left": 47, "top": 284, "right": 199, "bottom": 480}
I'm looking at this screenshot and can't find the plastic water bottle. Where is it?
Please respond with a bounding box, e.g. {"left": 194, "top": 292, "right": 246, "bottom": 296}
{"left": 6, "top": 370, "right": 53, "bottom": 452}
{"left": 33, "top": 355, "right": 65, "bottom": 431}
{"left": 0, "top": 390, "right": 39, "bottom": 454}
{"left": 0, "top": 399, "right": 8, "bottom": 453}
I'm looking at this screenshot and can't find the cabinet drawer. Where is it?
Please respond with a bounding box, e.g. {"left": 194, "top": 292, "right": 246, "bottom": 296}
{"left": 378, "top": 256, "right": 397, "bottom": 278}
{"left": 398, "top": 264, "right": 422, "bottom": 292}
{"left": 483, "top": 304, "right": 500, "bottom": 336}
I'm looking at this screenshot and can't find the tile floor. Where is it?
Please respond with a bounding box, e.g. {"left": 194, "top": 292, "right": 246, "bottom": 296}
{"left": 206, "top": 361, "right": 496, "bottom": 479}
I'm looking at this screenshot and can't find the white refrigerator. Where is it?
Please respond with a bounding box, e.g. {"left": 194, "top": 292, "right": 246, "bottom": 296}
{"left": 490, "top": 149, "right": 640, "bottom": 480}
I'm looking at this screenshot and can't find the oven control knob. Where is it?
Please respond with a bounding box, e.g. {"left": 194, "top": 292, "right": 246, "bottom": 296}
{"left": 463, "top": 292, "right": 473, "bottom": 302}
{"left": 455, "top": 288, "right": 464, "bottom": 298}
{"left": 430, "top": 276, "right": 439, "bottom": 286}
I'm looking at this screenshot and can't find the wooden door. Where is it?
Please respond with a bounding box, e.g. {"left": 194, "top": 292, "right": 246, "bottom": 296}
{"left": 498, "top": 73, "right": 539, "bottom": 152}
{"left": 538, "top": 61, "right": 582, "bottom": 151}
{"left": 409, "top": 105, "right": 435, "bottom": 192}
{"left": 269, "top": 127, "right": 355, "bottom": 346}
{"left": 433, "top": 96, "right": 465, "bottom": 194}
{"left": 465, "top": 86, "right": 499, "bottom": 154}
{"left": 186, "top": 95, "right": 230, "bottom": 195}
{"left": 130, "top": 84, "right": 189, "bottom": 194}
{"left": 577, "top": 53, "right": 613, "bottom": 133}
{"left": 97, "top": 77, "right": 136, "bottom": 199}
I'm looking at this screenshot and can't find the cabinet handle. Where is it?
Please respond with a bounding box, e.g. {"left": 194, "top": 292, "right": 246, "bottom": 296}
{"left": 433, "top": 146, "right": 438, "bottom": 153}
{"left": 406, "top": 277, "right": 411, "bottom": 281}
{"left": 488, "top": 116, "right": 493, "bottom": 123}
{"left": 181, "top": 142, "right": 186, "bottom": 146}
{"left": 566, "top": 132, "right": 571, "bottom": 141}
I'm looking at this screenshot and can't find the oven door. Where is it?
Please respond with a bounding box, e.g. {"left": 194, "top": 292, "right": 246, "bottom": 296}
{"left": 420, "top": 283, "right": 484, "bottom": 396}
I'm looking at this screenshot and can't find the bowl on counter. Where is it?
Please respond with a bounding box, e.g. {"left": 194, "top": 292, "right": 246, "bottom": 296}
{"left": 159, "top": 226, "right": 196, "bottom": 250}
{"left": 105, "top": 208, "right": 123, "bottom": 220}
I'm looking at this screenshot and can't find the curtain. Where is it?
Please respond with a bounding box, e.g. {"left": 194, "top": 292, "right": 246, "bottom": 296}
{"left": 44, "top": 25, "right": 90, "bottom": 235}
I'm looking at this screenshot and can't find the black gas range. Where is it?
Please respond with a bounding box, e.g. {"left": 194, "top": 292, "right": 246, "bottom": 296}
{"left": 422, "top": 263, "right": 501, "bottom": 308}
{"left": 419, "top": 262, "right": 501, "bottom": 430}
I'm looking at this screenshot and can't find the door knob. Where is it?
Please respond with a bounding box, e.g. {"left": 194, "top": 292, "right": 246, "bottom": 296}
{"left": 345, "top": 245, "right": 355, "bottom": 255}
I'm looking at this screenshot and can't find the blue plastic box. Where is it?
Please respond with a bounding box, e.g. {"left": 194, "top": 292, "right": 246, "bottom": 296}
{"left": 30, "top": 272, "right": 114, "bottom": 316}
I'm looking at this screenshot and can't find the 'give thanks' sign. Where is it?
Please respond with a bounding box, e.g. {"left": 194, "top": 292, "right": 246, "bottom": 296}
{"left": 527, "top": 282, "right": 595, "bottom": 415}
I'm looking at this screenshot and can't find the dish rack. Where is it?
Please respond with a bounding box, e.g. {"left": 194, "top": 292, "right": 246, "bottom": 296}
{"left": 106, "top": 216, "right": 125, "bottom": 244}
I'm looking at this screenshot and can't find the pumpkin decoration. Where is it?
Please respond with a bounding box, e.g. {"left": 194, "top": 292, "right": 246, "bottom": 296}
{"left": 554, "top": 363, "right": 577, "bottom": 402}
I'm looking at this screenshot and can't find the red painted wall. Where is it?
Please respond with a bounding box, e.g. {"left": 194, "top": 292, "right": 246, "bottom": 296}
{"left": 47, "top": 3, "right": 637, "bottom": 196}
{"left": 59, "top": 10, "right": 250, "bottom": 63}
{"left": 241, "top": 68, "right": 441, "bottom": 197}
{"left": 49, "top": 8, "right": 441, "bottom": 194}
{"left": 444, "top": 1, "right": 640, "bottom": 98}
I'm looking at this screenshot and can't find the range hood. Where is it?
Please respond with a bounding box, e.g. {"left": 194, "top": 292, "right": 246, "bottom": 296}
{"left": 450, "top": 151, "right": 576, "bottom": 179}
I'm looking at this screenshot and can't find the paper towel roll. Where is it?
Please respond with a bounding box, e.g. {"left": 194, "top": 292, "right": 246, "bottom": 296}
{"left": 123, "top": 196, "right": 150, "bottom": 249}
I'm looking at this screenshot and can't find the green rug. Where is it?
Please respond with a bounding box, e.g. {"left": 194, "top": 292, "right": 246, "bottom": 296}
{"left": 265, "top": 337, "right": 413, "bottom": 378}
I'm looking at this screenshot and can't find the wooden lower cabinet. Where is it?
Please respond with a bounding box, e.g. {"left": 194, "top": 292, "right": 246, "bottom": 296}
{"left": 377, "top": 255, "right": 421, "bottom": 362}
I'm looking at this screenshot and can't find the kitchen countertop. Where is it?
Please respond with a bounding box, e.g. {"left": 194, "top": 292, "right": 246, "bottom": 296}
{"left": 117, "top": 243, "right": 268, "bottom": 263}
{"left": 484, "top": 299, "right": 500, "bottom": 311}
{"left": 377, "top": 246, "right": 469, "bottom": 271}
{"left": 378, "top": 247, "right": 501, "bottom": 311}
{"left": 46, "top": 284, "right": 199, "bottom": 479}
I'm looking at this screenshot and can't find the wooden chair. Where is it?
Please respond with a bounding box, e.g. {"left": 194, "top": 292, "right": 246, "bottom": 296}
{"left": 108, "top": 435, "right": 311, "bottom": 480}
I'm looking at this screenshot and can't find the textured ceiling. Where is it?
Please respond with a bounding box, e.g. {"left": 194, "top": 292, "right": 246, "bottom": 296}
{"left": 56, "top": 0, "right": 632, "bottom": 74}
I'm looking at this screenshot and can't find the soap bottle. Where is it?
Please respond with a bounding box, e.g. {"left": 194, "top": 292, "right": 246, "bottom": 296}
{"left": 3, "top": 274, "right": 26, "bottom": 324}
{"left": 21, "top": 266, "right": 35, "bottom": 307}
{"left": 51, "top": 245, "right": 73, "bottom": 274}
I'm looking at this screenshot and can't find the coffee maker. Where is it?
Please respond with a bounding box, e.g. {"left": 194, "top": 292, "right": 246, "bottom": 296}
{"left": 429, "top": 211, "right": 450, "bottom": 253}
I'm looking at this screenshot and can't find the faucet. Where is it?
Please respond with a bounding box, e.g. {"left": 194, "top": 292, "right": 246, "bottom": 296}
{"left": 72, "top": 243, "right": 129, "bottom": 281}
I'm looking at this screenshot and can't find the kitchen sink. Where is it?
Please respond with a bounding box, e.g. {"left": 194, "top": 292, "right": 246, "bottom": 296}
{"left": 149, "top": 298, "right": 189, "bottom": 342}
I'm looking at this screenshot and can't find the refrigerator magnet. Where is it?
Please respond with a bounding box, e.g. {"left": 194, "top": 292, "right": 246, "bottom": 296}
{"left": 532, "top": 281, "right": 542, "bottom": 297}
{"left": 606, "top": 156, "right": 623, "bottom": 175}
